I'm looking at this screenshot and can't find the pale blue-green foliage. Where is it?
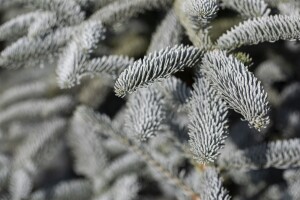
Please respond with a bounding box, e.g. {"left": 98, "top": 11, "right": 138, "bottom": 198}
{"left": 0, "top": 95, "right": 74, "bottom": 125}
{"left": 183, "top": 168, "right": 230, "bottom": 200}
{"left": 69, "top": 106, "right": 108, "bottom": 178}
{"left": 8, "top": 118, "right": 67, "bottom": 200}
{"left": 114, "top": 45, "right": 203, "bottom": 97}
{"left": 217, "top": 15, "right": 300, "bottom": 50}
{"left": 13, "top": 118, "right": 67, "bottom": 168}
{"left": 156, "top": 76, "right": 191, "bottom": 109}
{"left": 221, "top": 0, "right": 270, "bottom": 18}
{"left": 56, "top": 21, "right": 106, "bottom": 88}
{"left": 1, "top": 0, "right": 300, "bottom": 199}
{"left": 0, "top": 78, "right": 58, "bottom": 108}
{"left": 182, "top": 0, "right": 219, "bottom": 30}
{"left": 90, "top": 0, "right": 173, "bottom": 25}
{"left": 219, "top": 139, "right": 300, "bottom": 170}
{"left": 84, "top": 56, "right": 134, "bottom": 78}
{"left": 125, "top": 87, "right": 166, "bottom": 142}
{"left": 187, "top": 74, "right": 228, "bottom": 164}
{"left": 202, "top": 50, "right": 270, "bottom": 131}
{"left": 27, "top": 12, "right": 57, "bottom": 37}
{"left": 97, "top": 174, "right": 139, "bottom": 200}
{"left": 29, "top": 180, "right": 92, "bottom": 200}
{"left": 284, "top": 168, "right": 300, "bottom": 199}
{"left": 176, "top": 0, "right": 217, "bottom": 49}
{"left": 69, "top": 106, "right": 142, "bottom": 199}
{"left": 0, "top": 27, "right": 75, "bottom": 68}
{"left": 23, "top": 0, "right": 85, "bottom": 25}
{"left": 0, "top": 11, "right": 42, "bottom": 41}
{"left": 147, "top": 9, "right": 183, "bottom": 53}
{"left": 265, "top": 0, "right": 300, "bottom": 15}
{"left": 9, "top": 169, "right": 32, "bottom": 200}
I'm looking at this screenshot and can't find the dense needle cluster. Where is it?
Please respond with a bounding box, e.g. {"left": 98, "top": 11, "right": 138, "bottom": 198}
{"left": 1, "top": 0, "right": 300, "bottom": 200}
